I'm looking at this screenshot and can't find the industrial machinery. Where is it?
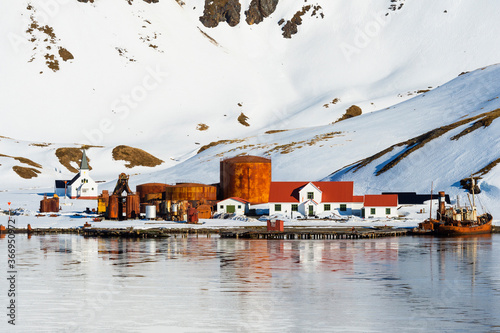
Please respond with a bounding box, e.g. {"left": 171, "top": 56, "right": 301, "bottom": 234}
{"left": 99, "top": 173, "right": 140, "bottom": 220}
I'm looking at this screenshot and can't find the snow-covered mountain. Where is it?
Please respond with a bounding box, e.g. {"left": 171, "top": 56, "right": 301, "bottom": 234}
{"left": 1, "top": 1, "right": 500, "bottom": 216}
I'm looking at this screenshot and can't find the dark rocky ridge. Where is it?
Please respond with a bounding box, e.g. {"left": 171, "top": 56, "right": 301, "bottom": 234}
{"left": 245, "top": 0, "right": 279, "bottom": 25}
{"left": 199, "top": 0, "right": 241, "bottom": 28}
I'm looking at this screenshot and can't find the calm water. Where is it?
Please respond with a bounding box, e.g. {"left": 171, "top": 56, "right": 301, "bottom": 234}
{"left": 1, "top": 233, "right": 500, "bottom": 332}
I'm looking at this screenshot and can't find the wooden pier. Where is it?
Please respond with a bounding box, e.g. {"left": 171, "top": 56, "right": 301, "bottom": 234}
{"left": 220, "top": 228, "right": 409, "bottom": 240}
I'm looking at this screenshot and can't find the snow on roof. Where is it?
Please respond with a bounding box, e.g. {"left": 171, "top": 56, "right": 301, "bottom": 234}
{"left": 269, "top": 181, "right": 354, "bottom": 203}
{"left": 364, "top": 194, "right": 398, "bottom": 207}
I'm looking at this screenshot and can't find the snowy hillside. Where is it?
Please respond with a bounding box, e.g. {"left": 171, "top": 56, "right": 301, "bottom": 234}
{"left": 133, "top": 64, "right": 500, "bottom": 218}
{"left": 1, "top": 0, "right": 500, "bottom": 216}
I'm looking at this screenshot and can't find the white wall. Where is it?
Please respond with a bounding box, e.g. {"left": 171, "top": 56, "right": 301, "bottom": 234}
{"left": 217, "top": 198, "right": 249, "bottom": 215}
{"left": 363, "top": 206, "right": 398, "bottom": 218}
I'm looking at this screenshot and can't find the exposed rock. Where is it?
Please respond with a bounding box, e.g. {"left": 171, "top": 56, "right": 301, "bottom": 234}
{"left": 56, "top": 148, "right": 93, "bottom": 173}
{"left": 245, "top": 0, "right": 279, "bottom": 25}
{"left": 200, "top": 0, "right": 241, "bottom": 28}
{"left": 112, "top": 145, "right": 163, "bottom": 168}
{"left": 12, "top": 166, "right": 41, "bottom": 179}
{"left": 58, "top": 47, "right": 74, "bottom": 61}
{"left": 335, "top": 105, "right": 362, "bottom": 123}
{"left": 281, "top": 5, "right": 323, "bottom": 39}
{"left": 238, "top": 112, "right": 250, "bottom": 126}
{"left": 460, "top": 177, "right": 481, "bottom": 194}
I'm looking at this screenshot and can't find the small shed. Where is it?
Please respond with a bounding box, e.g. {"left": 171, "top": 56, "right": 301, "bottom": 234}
{"left": 362, "top": 194, "right": 399, "bottom": 218}
{"left": 217, "top": 197, "right": 250, "bottom": 215}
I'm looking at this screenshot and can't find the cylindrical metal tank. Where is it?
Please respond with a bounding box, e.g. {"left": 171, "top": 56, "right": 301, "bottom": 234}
{"left": 40, "top": 197, "right": 60, "bottom": 213}
{"left": 145, "top": 205, "right": 156, "bottom": 219}
{"left": 171, "top": 203, "right": 178, "bottom": 214}
{"left": 165, "top": 183, "right": 217, "bottom": 202}
{"left": 126, "top": 193, "right": 140, "bottom": 219}
{"left": 197, "top": 205, "right": 212, "bottom": 219}
{"left": 187, "top": 208, "right": 199, "bottom": 224}
{"left": 136, "top": 183, "right": 169, "bottom": 203}
{"left": 220, "top": 155, "right": 272, "bottom": 204}
{"left": 107, "top": 195, "right": 120, "bottom": 219}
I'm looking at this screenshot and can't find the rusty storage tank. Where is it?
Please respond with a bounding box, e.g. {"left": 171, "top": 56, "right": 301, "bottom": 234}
{"left": 136, "top": 183, "right": 169, "bottom": 203}
{"left": 187, "top": 208, "right": 199, "bottom": 224}
{"left": 126, "top": 193, "right": 140, "bottom": 219}
{"left": 165, "top": 183, "right": 217, "bottom": 202}
{"left": 197, "top": 204, "right": 212, "bottom": 219}
{"left": 107, "top": 195, "right": 120, "bottom": 220}
{"left": 220, "top": 155, "right": 272, "bottom": 204}
{"left": 40, "top": 196, "right": 60, "bottom": 213}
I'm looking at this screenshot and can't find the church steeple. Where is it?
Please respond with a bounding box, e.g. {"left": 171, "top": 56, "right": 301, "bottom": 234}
{"left": 80, "top": 150, "right": 89, "bottom": 170}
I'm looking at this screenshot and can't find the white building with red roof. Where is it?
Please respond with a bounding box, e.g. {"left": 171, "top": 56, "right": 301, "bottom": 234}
{"left": 217, "top": 197, "right": 250, "bottom": 215}
{"left": 362, "top": 194, "right": 399, "bottom": 218}
{"left": 269, "top": 181, "right": 358, "bottom": 218}
{"left": 268, "top": 181, "right": 399, "bottom": 218}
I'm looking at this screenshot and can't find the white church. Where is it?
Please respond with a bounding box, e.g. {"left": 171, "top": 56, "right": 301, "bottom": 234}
{"left": 55, "top": 150, "right": 98, "bottom": 199}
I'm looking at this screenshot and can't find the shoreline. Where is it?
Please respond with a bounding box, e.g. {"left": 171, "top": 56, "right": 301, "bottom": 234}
{"left": 3, "top": 225, "right": 500, "bottom": 239}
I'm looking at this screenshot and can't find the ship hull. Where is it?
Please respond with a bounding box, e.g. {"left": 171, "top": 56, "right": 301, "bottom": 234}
{"left": 435, "top": 219, "right": 492, "bottom": 236}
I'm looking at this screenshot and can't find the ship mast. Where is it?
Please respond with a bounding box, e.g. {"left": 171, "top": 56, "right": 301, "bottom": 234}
{"left": 471, "top": 175, "right": 476, "bottom": 208}
{"left": 429, "top": 181, "right": 433, "bottom": 220}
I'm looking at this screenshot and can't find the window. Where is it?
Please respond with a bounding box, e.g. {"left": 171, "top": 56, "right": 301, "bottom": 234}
{"left": 238, "top": 205, "right": 241, "bottom": 209}
{"left": 275, "top": 204, "right": 282, "bottom": 212}
{"left": 386, "top": 208, "right": 391, "bottom": 215}
{"left": 220, "top": 205, "right": 223, "bottom": 210}
{"left": 324, "top": 204, "right": 331, "bottom": 211}
{"left": 307, "top": 192, "right": 314, "bottom": 199}
{"left": 370, "top": 208, "right": 376, "bottom": 215}
{"left": 291, "top": 204, "right": 298, "bottom": 211}
{"left": 339, "top": 204, "right": 347, "bottom": 212}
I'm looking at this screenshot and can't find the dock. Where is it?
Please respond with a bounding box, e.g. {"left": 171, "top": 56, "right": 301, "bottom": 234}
{"left": 220, "top": 227, "right": 409, "bottom": 240}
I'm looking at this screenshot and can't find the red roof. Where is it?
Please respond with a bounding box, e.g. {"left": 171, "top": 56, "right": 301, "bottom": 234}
{"left": 364, "top": 194, "right": 398, "bottom": 207}
{"left": 269, "top": 181, "right": 354, "bottom": 203}
{"left": 219, "top": 197, "right": 250, "bottom": 204}
{"left": 353, "top": 195, "right": 364, "bottom": 203}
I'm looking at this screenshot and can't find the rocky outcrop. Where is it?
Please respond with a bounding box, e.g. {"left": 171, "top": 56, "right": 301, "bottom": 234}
{"left": 245, "top": 0, "right": 279, "bottom": 25}
{"left": 199, "top": 0, "right": 241, "bottom": 28}
{"left": 281, "top": 4, "right": 323, "bottom": 38}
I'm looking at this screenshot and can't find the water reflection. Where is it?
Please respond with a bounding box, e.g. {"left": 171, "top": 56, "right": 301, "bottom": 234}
{"left": 2, "top": 234, "right": 500, "bottom": 332}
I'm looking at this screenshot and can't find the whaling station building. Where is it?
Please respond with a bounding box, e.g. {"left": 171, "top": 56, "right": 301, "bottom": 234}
{"left": 49, "top": 152, "right": 400, "bottom": 219}
{"left": 268, "top": 182, "right": 399, "bottom": 218}
{"left": 216, "top": 155, "right": 399, "bottom": 219}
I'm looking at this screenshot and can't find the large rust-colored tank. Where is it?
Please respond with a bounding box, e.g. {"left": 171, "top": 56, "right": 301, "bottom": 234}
{"left": 165, "top": 183, "right": 217, "bottom": 201}
{"left": 220, "top": 155, "right": 272, "bottom": 204}
{"left": 136, "top": 183, "right": 169, "bottom": 203}
{"left": 40, "top": 195, "right": 59, "bottom": 213}
{"left": 107, "top": 195, "right": 120, "bottom": 220}
{"left": 126, "top": 193, "right": 140, "bottom": 219}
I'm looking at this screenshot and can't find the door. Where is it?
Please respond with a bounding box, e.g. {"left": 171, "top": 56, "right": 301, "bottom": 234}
{"left": 226, "top": 205, "right": 235, "bottom": 213}
{"left": 308, "top": 205, "right": 314, "bottom": 216}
